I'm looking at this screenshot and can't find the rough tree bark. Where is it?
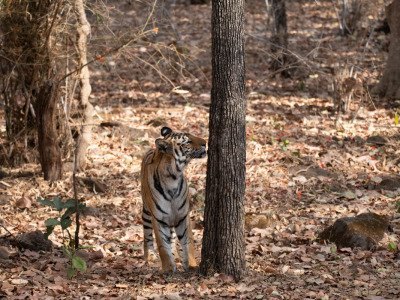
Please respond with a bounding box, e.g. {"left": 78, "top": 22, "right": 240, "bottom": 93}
{"left": 36, "top": 82, "right": 62, "bottom": 181}
{"left": 74, "top": 0, "right": 93, "bottom": 170}
{"left": 190, "top": 0, "right": 209, "bottom": 4}
{"left": 199, "top": 0, "right": 246, "bottom": 281}
{"left": 373, "top": 0, "right": 400, "bottom": 99}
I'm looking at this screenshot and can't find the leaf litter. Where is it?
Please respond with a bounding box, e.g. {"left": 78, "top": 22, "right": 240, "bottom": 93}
{"left": 1, "top": 0, "right": 400, "bottom": 299}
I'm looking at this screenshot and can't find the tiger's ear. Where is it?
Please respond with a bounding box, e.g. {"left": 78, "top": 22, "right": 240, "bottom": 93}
{"left": 156, "top": 138, "right": 173, "bottom": 154}
{"left": 161, "top": 127, "right": 172, "bottom": 137}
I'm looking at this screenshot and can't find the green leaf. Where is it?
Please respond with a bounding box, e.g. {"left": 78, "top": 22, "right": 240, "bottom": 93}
{"left": 53, "top": 197, "right": 64, "bottom": 211}
{"left": 67, "top": 266, "right": 76, "bottom": 279}
{"left": 395, "top": 112, "right": 399, "bottom": 126}
{"left": 72, "top": 255, "right": 87, "bottom": 272}
{"left": 38, "top": 198, "right": 56, "bottom": 208}
{"left": 60, "top": 217, "right": 72, "bottom": 230}
{"left": 396, "top": 201, "right": 400, "bottom": 213}
{"left": 64, "top": 199, "right": 78, "bottom": 208}
{"left": 63, "top": 245, "right": 72, "bottom": 258}
{"left": 64, "top": 199, "right": 86, "bottom": 209}
{"left": 62, "top": 202, "right": 86, "bottom": 218}
{"left": 388, "top": 242, "right": 397, "bottom": 252}
{"left": 62, "top": 207, "right": 76, "bottom": 218}
{"left": 45, "top": 218, "right": 60, "bottom": 227}
{"left": 44, "top": 226, "right": 55, "bottom": 239}
{"left": 78, "top": 244, "right": 95, "bottom": 250}
{"left": 38, "top": 197, "right": 66, "bottom": 211}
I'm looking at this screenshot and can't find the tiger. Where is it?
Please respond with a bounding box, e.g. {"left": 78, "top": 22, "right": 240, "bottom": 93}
{"left": 140, "top": 126, "right": 207, "bottom": 272}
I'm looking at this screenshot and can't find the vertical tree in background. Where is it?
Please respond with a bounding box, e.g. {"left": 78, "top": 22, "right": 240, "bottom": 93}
{"left": 74, "top": 0, "right": 93, "bottom": 171}
{"left": 1, "top": 0, "right": 93, "bottom": 179}
{"left": 373, "top": 0, "right": 400, "bottom": 99}
{"left": 200, "top": 0, "right": 246, "bottom": 281}
{"left": 1, "top": 0, "right": 64, "bottom": 180}
{"left": 269, "top": 0, "right": 289, "bottom": 76}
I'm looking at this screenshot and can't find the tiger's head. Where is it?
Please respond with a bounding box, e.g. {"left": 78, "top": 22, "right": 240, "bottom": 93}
{"left": 155, "top": 126, "right": 207, "bottom": 161}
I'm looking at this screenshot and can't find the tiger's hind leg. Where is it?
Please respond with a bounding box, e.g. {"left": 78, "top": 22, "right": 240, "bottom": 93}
{"left": 152, "top": 220, "right": 176, "bottom": 273}
{"left": 142, "top": 208, "right": 154, "bottom": 261}
{"left": 175, "top": 215, "right": 197, "bottom": 271}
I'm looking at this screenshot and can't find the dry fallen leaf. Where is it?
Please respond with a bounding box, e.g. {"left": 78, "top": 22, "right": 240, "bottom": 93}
{"left": 0, "top": 246, "right": 10, "bottom": 259}
{"left": 165, "top": 293, "right": 183, "bottom": 300}
{"left": 1, "top": 1, "right": 399, "bottom": 299}
{"left": 11, "top": 279, "right": 28, "bottom": 285}
{"left": 15, "top": 197, "right": 31, "bottom": 209}
{"left": 264, "top": 266, "right": 279, "bottom": 274}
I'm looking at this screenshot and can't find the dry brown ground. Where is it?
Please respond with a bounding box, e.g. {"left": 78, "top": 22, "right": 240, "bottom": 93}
{"left": 1, "top": 0, "right": 400, "bottom": 299}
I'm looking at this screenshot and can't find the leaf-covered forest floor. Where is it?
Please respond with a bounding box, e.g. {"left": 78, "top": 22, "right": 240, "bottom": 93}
{"left": 1, "top": 0, "right": 400, "bottom": 299}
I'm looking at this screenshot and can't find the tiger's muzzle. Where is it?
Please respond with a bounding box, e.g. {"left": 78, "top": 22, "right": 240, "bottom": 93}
{"left": 192, "top": 145, "right": 207, "bottom": 159}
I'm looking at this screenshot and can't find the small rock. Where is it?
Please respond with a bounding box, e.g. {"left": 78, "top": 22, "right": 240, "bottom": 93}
{"left": 16, "top": 230, "right": 53, "bottom": 251}
{"left": 76, "top": 249, "right": 104, "bottom": 262}
{"left": 376, "top": 176, "right": 400, "bottom": 191}
{"left": 79, "top": 177, "right": 107, "bottom": 193}
{"left": 318, "top": 212, "right": 389, "bottom": 250}
{"left": 366, "top": 135, "right": 388, "bottom": 146}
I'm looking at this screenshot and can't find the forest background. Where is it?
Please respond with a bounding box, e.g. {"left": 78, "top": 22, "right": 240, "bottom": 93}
{"left": 0, "top": 0, "right": 400, "bottom": 299}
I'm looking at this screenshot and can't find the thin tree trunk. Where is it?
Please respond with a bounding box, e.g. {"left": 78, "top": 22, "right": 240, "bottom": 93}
{"left": 271, "top": 0, "right": 287, "bottom": 48}
{"left": 199, "top": 0, "right": 246, "bottom": 282}
{"left": 373, "top": 0, "right": 400, "bottom": 99}
{"left": 270, "top": 0, "right": 289, "bottom": 76}
{"left": 36, "top": 82, "right": 62, "bottom": 181}
{"left": 74, "top": 0, "right": 93, "bottom": 170}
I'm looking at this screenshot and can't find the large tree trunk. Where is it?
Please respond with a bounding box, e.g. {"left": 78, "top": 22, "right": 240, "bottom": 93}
{"left": 74, "top": 0, "right": 93, "bottom": 170}
{"left": 199, "top": 0, "right": 246, "bottom": 282}
{"left": 373, "top": 0, "right": 400, "bottom": 99}
{"left": 36, "top": 82, "right": 62, "bottom": 181}
{"left": 190, "top": 0, "right": 209, "bottom": 4}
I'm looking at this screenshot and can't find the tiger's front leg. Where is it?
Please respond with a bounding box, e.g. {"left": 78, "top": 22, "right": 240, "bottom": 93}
{"left": 175, "top": 215, "right": 197, "bottom": 270}
{"left": 152, "top": 220, "right": 176, "bottom": 273}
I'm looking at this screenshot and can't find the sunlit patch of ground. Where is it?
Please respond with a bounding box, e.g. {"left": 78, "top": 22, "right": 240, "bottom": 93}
{"left": 1, "top": 0, "right": 399, "bottom": 298}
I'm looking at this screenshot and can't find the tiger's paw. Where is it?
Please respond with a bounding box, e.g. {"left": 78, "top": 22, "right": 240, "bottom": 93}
{"left": 161, "top": 263, "right": 177, "bottom": 274}
{"left": 182, "top": 260, "right": 198, "bottom": 272}
{"left": 143, "top": 250, "right": 158, "bottom": 263}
